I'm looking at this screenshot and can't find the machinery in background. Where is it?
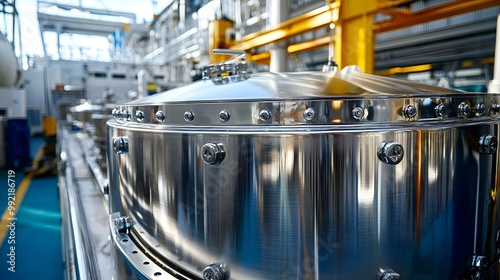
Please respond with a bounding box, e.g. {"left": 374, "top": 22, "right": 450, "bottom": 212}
{"left": 0, "top": 34, "right": 29, "bottom": 170}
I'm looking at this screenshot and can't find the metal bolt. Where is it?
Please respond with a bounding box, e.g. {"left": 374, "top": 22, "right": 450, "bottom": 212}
{"left": 458, "top": 102, "right": 471, "bottom": 118}
{"left": 103, "top": 182, "right": 109, "bottom": 195}
{"left": 475, "top": 103, "right": 486, "bottom": 117}
{"left": 201, "top": 143, "right": 225, "bottom": 165}
{"left": 184, "top": 110, "right": 195, "bottom": 122}
{"left": 377, "top": 141, "right": 404, "bottom": 165}
{"left": 219, "top": 110, "right": 230, "bottom": 122}
{"left": 403, "top": 104, "right": 417, "bottom": 119}
{"left": 155, "top": 110, "right": 165, "bottom": 123}
{"left": 479, "top": 135, "right": 498, "bottom": 154}
{"left": 434, "top": 103, "right": 445, "bottom": 118}
{"left": 125, "top": 110, "right": 131, "bottom": 121}
{"left": 113, "top": 137, "right": 129, "bottom": 154}
{"left": 136, "top": 110, "right": 145, "bottom": 122}
{"left": 114, "top": 216, "right": 133, "bottom": 234}
{"left": 492, "top": 103, "right": 500, "bottom": 113}
{"left": 379, "top": 268, "right": 401, "bottom": 280}
{"left": 303, "top": 108, "right": 316, "bottom": 121}
{"left": 352, "top": 107, "right": 365, "bottom": 120}
{"left": 203, "top": 263, "right": 229, "bottom": 280}
{"left": 259, "top": 109, "right": 272, "bottom": 122}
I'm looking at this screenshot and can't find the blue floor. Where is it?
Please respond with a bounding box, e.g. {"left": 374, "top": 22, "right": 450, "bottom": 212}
{"left": 0, "top": 137, "right": 63, "bottom": 280}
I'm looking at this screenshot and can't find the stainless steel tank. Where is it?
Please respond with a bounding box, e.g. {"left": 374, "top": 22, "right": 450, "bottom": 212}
{"left": 106, "top": 56, "right": 500, "bottom": 279}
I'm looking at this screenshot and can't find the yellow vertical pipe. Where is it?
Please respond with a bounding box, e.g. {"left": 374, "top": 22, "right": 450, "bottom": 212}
{"left": 334, "top": 0, "right": 375, "bottom": 73}
{"left": 209, "top": 19, "right": 234, "bottom": 63}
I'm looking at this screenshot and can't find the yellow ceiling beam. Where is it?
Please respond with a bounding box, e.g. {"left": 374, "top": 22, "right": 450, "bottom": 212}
{"left": 374, "top": 64, "right": 433, "bottom": 76}
{"left": 230, "top": 2, "right": 339, "bottom": 51}
{"left": 374, "top": 0, "right": 500, "bottom": 33}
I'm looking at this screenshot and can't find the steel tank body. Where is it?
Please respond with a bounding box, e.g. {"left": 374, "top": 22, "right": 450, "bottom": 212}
{"left": 107, "top": 69, "right": 500, "bottom": 279}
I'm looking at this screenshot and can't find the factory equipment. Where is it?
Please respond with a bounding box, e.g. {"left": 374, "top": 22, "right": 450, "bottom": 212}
{"left": 0, "top": 33, "right": 29, "bottom": 169}
{"left": 106, "top": 53, "right": 500, "bottom": 279}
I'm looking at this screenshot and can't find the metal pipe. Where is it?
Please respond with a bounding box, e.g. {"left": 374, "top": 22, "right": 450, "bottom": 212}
{"left": 11, "top": 0, "right": 14, "bottom": 48}
{"left": 268, "top": 0, "right": 288, "bottom": 72}
{"left": 137, "top": 68, "right": 154, "bottom": 99}
{"left": 488, "top": 13, "right": 500, "bottom": 92}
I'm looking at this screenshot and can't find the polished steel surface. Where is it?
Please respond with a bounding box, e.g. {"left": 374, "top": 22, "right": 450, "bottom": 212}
{"left": 107, "top": 120, "right": 500, "bottom": 279}
{"left": 107, "top": 69, "right": 500, "bottom": 279}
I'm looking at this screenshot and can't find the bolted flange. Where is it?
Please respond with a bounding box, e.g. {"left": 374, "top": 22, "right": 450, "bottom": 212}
{"left": 203, "top": 263, "right": 229, "bottom": 280}
{"left": 479, "top": 135, "right": 498, "bottom": 154}
{"left": 201, "top": 143, "right": 225, "bottom": 165}
{"left": 113, "top": 137, "right": 129, "bottom": 154}
{"left": 303, "top": 108, "right": 316, "bottom": 121}
{"left": 377, "top": 141, "right": 404, "bottom": 165}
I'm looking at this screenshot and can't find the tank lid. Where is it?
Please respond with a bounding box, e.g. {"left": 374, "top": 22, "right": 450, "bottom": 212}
{"left": 127, "top": 68, "right": 465, "bottom": 106}
{"left": 112, "top": 59, "right": 500, "bottom": 126}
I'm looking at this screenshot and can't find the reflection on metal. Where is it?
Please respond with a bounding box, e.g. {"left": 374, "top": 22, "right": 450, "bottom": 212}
{"left": 107, "top": 70, "right": 500, "bottom": 279}
{"left": 374, "top": 64, "right": 434, "bottom": 76}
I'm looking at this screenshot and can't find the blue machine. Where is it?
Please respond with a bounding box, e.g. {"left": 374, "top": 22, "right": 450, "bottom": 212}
{"left": 5, "top": 118, "right": 30, "bottom": 169}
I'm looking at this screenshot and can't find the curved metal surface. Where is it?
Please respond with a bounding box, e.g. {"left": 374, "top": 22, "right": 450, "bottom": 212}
{"left": 107, "top": 69, "right": 500, "bottom": 279}
{"left": 107, "top": 119, "right": 500, "bottom": 279}
{"left": 128, "top": 70, "right": 463, "bottom": 105}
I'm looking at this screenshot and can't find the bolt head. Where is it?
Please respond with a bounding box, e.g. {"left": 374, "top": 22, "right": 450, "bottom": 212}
{"left": 403, "top": 104, "right": 417, "bottom": 119}
{"left": 303, "top": 108, "right": 316, "bottom": 121}
{"left": 475, "top": 103, "right": 486, "bottom": 117}
{"left": 112, "top": 137, "right": 129, "bottom": 154}
{"left": 378, "top": 141, "right": 404, "bottom": 165}
{"left": 219, "top": 110, "right": 230, "bottom": 122}
{"left": 434, "top": 103, "right": 445, "bottom": 118}
{"left": 259, "top": 109, "right": 272, "bottom": 122}
{"left": 184, "top": 111, "right": 195, "bottom": 122}
{"left": 458, "top": 102, "right": 471, "bottom": 118}
{"left": 479, "top": 135, "right": 498, "bottom": 154}
{"left": 492, "top": 103, "right": 500, "bottom": 113}
{"left": 201, "top": 143, "right": 225, "bottom": 165}
{"left": 136, "top": 110, "right": 145, "bottom": 122}
{"left": 352, "top": 107, "right": 364, "bottom": 120}
{"left": 155, "top": 110, "right": 165, "bottom": 123}
{"left": 202, "top": 263, "right": 228, "bottom": 280}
